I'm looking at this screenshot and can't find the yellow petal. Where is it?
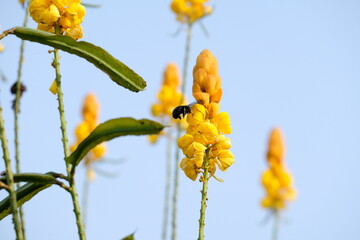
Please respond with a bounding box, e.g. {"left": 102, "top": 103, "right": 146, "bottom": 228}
{"left": 49, "top": 80, "right": 57, "bottom": 94}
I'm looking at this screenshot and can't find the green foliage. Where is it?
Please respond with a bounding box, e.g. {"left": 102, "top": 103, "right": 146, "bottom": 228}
{"left": 0, "top": 182, "right": 51, "bottom": 220}
{"left": 6, "top": 27, "right": 146, "bottom": 92}
{"left": 121, "top": 233, "right": 135, "bottom": 240}
{"left": 67, "top": 118, "right": 165, "bottom": 167}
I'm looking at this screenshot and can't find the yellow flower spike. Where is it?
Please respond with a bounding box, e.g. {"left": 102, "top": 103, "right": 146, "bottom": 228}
{"left": 261, "top": 128, "right": 296, "bottom": 210}
{"left": 49, "top": 80, "right": 58, "bottom": 94}
{"left": 211, "top": 112, "right": 232, "bottom": 134}
{"left": 192, "top": 122, "right": 218, "bottom": 146}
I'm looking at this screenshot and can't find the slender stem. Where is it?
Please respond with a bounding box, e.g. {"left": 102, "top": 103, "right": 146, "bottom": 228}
{"left": 197, "top": 148, "right": 210, "bottom": 240}
{"left": 14, "top": 3, "right": 29, "bottom": 238}
{"left": 53, "top": 26, "right": 86, "bottom": 240}
{"left": 171, "top": 23, "right": 193, "bottom": 240}
{"left": 162, "top": 132, "right": 173, "bottom": 240}
{"left": 0, "top": 101, "right": 24, "bottom": 240}
{"left": 82, "top": 168, "right": 90, "bottom": 230}
{"left": 272, "top": 210, "right": 280, "bottom": 240}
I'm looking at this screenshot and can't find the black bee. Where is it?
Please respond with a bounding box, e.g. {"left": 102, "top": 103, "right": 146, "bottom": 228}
{"left": 172, "top": 105, "right": 192, "bottom": 119}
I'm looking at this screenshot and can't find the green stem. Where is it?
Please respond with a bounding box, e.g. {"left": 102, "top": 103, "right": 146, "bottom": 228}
{"left": 171, "top": 23, "right": 193, "bottom": 240}
{"left": 14, "top": 3, "right": 29, "bottom": 238}
{"left": 197, "top": 148, "right": 210, "bottom": 240}
{"left": 82, "top": 167, "right": 90, "bottom": 230}
{"left": 272, "top": 210, "right": 280, "bottom": 240}
{"left": 53, "top": 26, "right": 86, "bottom": 240}
{"left": 162, "top": 132, "right": 173, "bottom": 240}
{"left": 0, "top": 101, "right": 24, "bottom": 240}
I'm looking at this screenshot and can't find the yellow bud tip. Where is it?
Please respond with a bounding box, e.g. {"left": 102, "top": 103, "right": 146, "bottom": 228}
{"left": 49, "top": 80, "right": 58, "bottom": 95}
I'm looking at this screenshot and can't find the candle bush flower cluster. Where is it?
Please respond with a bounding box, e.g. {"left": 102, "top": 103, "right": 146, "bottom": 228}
{"left": 170, "top": 0, "right": 212, "bottom": 24}
{"left": 29, "top": 0, "right": 86, "bottom": 39}
{"left": 177, "top": 49, "right": 234, "bottom": 181}
{"left": 70, "top": 93, "right": 106, "bottom": 180}
{"left": 261, "top": 128, "right": 296, "bottom": 210}
{"left": 150, "top": 63, "right": 186, "bottom": 143}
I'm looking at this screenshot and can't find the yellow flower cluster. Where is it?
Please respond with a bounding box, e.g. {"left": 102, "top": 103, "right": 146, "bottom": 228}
{"left": 178, "top": 50, "right": 234, "bottom": 181}
{"left": 149, "top": 63, "right": 186, "bottom": 144}
{"left": 19, "top": 0, "right": 25, "bottom": 5}
{"left": 70, "top": 93, "right": 106, "bottom": 166}
{"left": 29, "top": 0, "right": 86, "bottom": 40}
{"left": 171, "top": 0, "right": 212, "bottom": 24}
{"left": 261, "top": 128, "right": 296, "bottom": 210}
{"left": 152, "top": 63, "right": 185, "bottom": 119}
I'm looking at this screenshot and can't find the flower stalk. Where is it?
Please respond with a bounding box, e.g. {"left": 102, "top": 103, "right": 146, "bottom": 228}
{"left": 0, "top": 102, "right": 24, "bottom": 240}
{"left": 14, "top": 1, "right": 30, "bottom": 238}
{"left": 53, "top": 25, "right": 86, "bottom": 240}
{"left": 171, "top": 23, "right": 192, "bottom": 240}
{"left": 272, "top": 210, "right": 280, "bottom": 240}
{"left": 162, "top": 133, "right": 173, "bottom": 240}
{"left": 197, "top": 148, "right": 210, "bottom": 240}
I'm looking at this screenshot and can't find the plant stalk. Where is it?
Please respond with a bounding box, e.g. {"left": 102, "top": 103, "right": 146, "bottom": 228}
{"left": 0, "top": 102, "right": 24, "bottom": 240}
{"left": 171, "top": 23, "right": 193, "bottom": 240}
{"left": 53, "top": 26, "right": 86, "bottom": 240}
{"left": 272, "top": 210, "right": 280, "bottom": 240}
{"left": 162, "top": 132, "right": 173, "bottom": 240}
{"left": 14, "top": 2, "right": 30, "bottom": 238}
{"left": 197, "top": 148, "right": 210, "bottom": 240}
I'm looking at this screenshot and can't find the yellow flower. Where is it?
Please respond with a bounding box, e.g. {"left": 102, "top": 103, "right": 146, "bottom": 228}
{"left": 71, "top": 93, "right": 105, "bottom": 162}
{"left": 171, "top": 0, "right": 212, "bottom": 24}
{"left": 180, "top": 157, "right": 198, "bottom": 181}
{"left": 149, "top": 63, "right": 186, "bottom": 143}
{"left": 261, "top": 128, "right": 296, "bottom": 210}
{"left": 186, "top": 103, "right": 207, "bottom": 126}
{"left": 178, "top": 50, "right": 234, "bottom": 181}
{"left": 210, "top": 112, "right": 232, "bottom": 134}
{"left": 29, "top": 0, "right": 86, "bottom": 40}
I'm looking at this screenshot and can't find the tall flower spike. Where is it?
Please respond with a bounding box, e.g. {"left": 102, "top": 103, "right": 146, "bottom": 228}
{"left": 149, "top": 63, "right": 187, "bottom": 143}
{"left": 178, "top": 49, "right": 234, "bottom": 181}
{"left": 261, "top": 128, "right": 296, "bottom": 210}
{"left": 29, "top": 0, "right": 86, "bottom": 40}
{"left": 71, "top": 93, "right": 106, "bottom": 180}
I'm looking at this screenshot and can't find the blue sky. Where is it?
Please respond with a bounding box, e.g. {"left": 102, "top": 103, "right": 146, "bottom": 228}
{"left": 1, "top": 0, "right": 360, "bottom": 239}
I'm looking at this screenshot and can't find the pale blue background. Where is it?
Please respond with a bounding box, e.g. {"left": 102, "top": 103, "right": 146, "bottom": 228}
{"left": 0, "top": 0, "right": 360, "bottom": 239}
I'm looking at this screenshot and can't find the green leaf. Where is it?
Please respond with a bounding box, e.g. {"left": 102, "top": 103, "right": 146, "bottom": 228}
{"left": 121, "top": 233, "right": 135, "bottom": 240}
{"left": 0, "top": 172, "right": 66, "bottom": 185}
{"left": 0, "top": 182, "right": 51, "bottom": 220}
{"left": 7, "top": 27, "right": 146, "bottom": 92}
{"left": 67, "top": 118, "right": 164, "bottom": 167}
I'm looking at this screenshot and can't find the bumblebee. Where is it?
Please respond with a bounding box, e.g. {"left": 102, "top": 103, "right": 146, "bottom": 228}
{"left": 172, "top": 105, "right": 192, "bottom": 119}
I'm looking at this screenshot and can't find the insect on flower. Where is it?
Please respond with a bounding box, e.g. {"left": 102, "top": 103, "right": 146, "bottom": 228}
{"left": 172, "top": 105, "right": 191, "bottom": 119}
{"left": 172, "top": 102, "right": 197, "bottom": 119}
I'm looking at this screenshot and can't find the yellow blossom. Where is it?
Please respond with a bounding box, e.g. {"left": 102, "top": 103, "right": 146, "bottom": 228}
{"left": 171, "top": 0, "right": 212, "bottom": 24}
{"left": 178, "top": 49, "right": 234, "bottom": 181}
{"left": 29, "top": 0, "right": 86, "bottom": 40}
{"left": 261, "top": 128, "right": 296, "bottom": 210}
{"left": 49, "top": 79, "right": 57, "bottom": 94}
{"left": 149, "top": 63, "right": 186, "bottom": 143}
{"left": 71, "top": 93, "right": 106, "bottom": 166}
